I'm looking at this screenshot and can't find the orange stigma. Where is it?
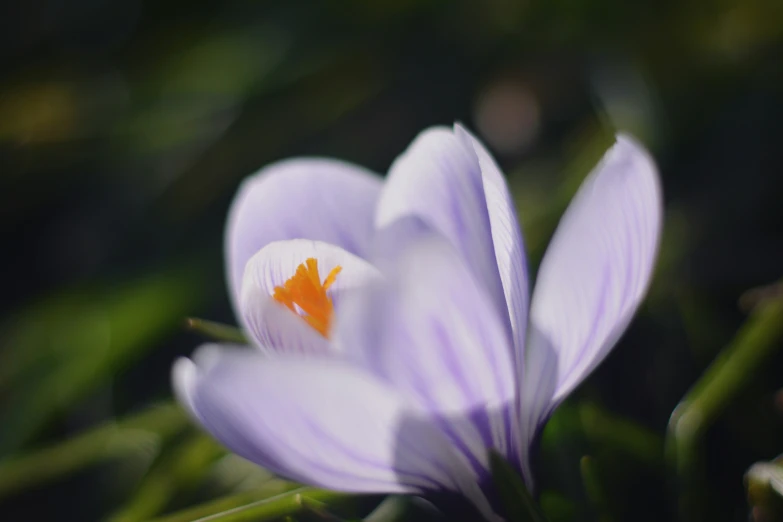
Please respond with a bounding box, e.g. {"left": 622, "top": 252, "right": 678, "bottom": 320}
{"left": 272, "top": 258, "right": 342, "bottom": 337}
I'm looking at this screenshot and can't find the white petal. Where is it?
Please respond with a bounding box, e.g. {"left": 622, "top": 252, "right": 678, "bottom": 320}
{"left": 240, "top": 239, "right": 380, "bottom": 354}
{"left": 521, "top": 133, "right": 662, "bottom": 456}
{"left": 173, "top": 348, "right": 497, "bottom": 517}
{"left": 337, "top": 235, "right": 520, "bottom": 476}
{"left": 375, "top": 127, "right": 511, "bottom": 342}
{"left": 226, "top": 159, "right": 382, "bottom": 314}
{"left": 454, "top": 124, "right": 530, "bottom": 378}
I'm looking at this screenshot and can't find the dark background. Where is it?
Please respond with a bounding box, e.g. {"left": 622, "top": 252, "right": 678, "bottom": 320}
{"left": 1, "top": 0, "right": 782, "bottom": 520}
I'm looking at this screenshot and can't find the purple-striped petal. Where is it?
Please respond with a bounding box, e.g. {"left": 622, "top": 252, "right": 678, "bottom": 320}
{"left": 240, "top": 239, "right": 380, "bottom": 354}
{"left": 369, "top": 216, "right": 434, "bottom": 271}
{"left": 521, "top": 134, "right": 662, "bottom": 458}
{"left": 375, "top": 127, "right": 511, "bottom": 343}
{"left": 454, "top": 124, "right": 530, "bottom": 380}
{"left": 226, "top": 159, "right": 382, "bottom": 313}
{"left": 173, "top": 347, "right": 497, "bottom": 517}
{"left": 336, "top": 235, "right": 519, "bottom": 476}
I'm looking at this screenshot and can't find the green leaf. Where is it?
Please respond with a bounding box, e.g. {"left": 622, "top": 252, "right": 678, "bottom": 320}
{"left": 538, "top": 491, "right": 576, "bottom": 522}
{"left": 579, "top": 456, "right": 613, "bottom": 522}
{"left": 489, "top": 450, "right": 547, "bottom": 522}
{"left": 149, "top": 486, "right": 352, "bottom": 522}
{"left": 363, "top": 496, "right": 414, "bottom": 522}
{"left": 578, "top": 402, "right": 663, "bottom": 469}
{"left": 107, "top": 434, "right": 226, "bottom": 522}
{"left": 0, "top": 264, "right": 208, "bottom": 453}
{"left": 0, "top": 401, "right": 188, "bottom": 499}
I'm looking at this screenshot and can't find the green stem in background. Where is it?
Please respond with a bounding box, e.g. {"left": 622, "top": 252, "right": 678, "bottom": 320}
{"left": 739, "top": 281, "right": 783, "bottom": 313}
{"left": 107, "top": 433, "right": 226, "bottom": 522}
{"left": 579, "top": 456, "right": 612, "bottom": 522}
{"left": 578, "top": 402, "right": 664, "bottom": 469}
{"left": 150, "top": 485, "right": 351, "bottom": 522}
{"left": 185, "top": 318, "right": 247, "bottom": 344}
{"left": 667, "top": 282, "right": 783, "bottom": 520}
{"left": 0, "top": 401, "right": 188, "bottom": 499}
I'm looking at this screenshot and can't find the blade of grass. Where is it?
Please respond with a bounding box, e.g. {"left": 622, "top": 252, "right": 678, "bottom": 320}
{"left": 0, "top": 263, "right": 208, "bottom": 453}
{"left": 580, "top": 456, "right": 613, "bottom": 522}
{"left": 107, "top": 434, "right": 226, "bottom": 522}
{"left": 150, "top": 486, "right": 351, "bottom": 522}
{"left": 0, "top": 401, "right": 188, "bottom": 498}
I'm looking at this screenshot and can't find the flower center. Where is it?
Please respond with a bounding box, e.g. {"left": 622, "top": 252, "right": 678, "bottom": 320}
{"left": 272, "top": 258, "right": 342, "bottom": 338}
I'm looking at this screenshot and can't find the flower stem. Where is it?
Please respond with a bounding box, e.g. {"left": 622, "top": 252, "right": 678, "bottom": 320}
{"left": 185, "top": 318, "right": 247, "bottom": 344}
{"left": 666, "top": 282, "right": 783, "bottom": 520}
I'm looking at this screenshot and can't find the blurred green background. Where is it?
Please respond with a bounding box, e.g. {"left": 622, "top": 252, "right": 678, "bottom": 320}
{"left": 1, "top": 0, "right": 782, "bottom": 520}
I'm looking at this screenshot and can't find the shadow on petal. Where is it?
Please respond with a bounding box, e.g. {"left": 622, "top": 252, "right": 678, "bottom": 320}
{"left": 517, "top": 324, "right": 561, "bottom": 488}
{"left": 391, "top": 403, "right": 528, "bottom": 522}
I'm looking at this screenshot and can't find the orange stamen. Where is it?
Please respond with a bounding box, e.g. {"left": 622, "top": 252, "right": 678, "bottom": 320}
{"left": 272, "top": 258, "right": 342, "bottom": 337}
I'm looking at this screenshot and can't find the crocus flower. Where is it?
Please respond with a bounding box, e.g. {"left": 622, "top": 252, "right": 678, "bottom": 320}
{"left": 173, "top": 124, "right": 662, "bottom": 519}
